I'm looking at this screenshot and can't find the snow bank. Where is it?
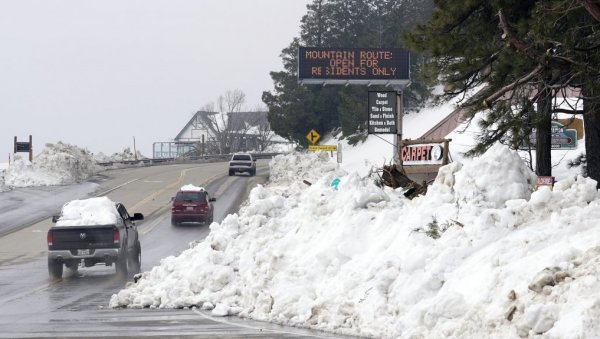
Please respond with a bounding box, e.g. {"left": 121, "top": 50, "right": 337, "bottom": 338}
{"left": 3, "top": 142, "right": 99, "bottom": 188}
{"left": 0, "top": 168, "right": 7, "bottom": 192}
{"left": 94, "top": 147, "right": 146, "bottom": 163}
{"left": 56, "top": 196, "right": 120, "bottom": 226}
{"left": 110, "top": 144, "right": 600, "bottom": 338}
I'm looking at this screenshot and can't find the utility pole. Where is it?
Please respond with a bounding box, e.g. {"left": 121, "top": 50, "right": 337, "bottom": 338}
{"left": 393, "top": 87, "right": 405, "bottom": 163}
{"left": 133, "top": 136, "right": 138, "bottom": 160}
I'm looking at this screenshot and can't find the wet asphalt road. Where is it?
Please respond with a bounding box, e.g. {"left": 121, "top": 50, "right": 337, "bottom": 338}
{"left": 0, "top": 162, "right": 356, "bottom": 339}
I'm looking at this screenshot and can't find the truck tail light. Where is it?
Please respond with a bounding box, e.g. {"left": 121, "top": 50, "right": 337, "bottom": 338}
{"left": 112, "top": 228, "right": 120, "bottom": 244}
{"left": 47, "top": 231, "right": 53, "bottom": 246}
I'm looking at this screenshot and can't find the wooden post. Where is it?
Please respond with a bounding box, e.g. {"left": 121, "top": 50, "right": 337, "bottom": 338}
{"left": 29, "top": 135, "right": 32, "bottom": 162}
{"left": 399, "top": 139, "right": 405, "bottom": 167}
{"left": 395, "top": 91, "right": 403, "bottom": 163}
{"left": 13, "top": 136, "right": 17, "bottom": 154}
{"left": 443, "top": 139, "right": 450, "bottom": 165}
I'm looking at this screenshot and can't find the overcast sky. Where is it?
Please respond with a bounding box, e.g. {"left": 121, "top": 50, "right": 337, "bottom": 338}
{"left": 0, "top": 0, "right": 309, "bottom": 159}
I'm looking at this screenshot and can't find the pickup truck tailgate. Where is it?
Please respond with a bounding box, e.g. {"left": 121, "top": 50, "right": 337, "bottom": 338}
{"left": 48, "top": 225, "right": 118, "bottom": 250}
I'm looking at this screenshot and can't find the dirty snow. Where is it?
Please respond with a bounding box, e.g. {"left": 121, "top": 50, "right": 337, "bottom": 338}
{"left": 110, "top": 144, "right": 600, "bottom": 338}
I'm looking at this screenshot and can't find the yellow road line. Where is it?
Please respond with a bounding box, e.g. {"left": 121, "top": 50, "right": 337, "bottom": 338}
{"left": 136, "top": 170, "right": 224, "bottom": 234}
{"left": 129, "top": 167, "right": 191, "bottom": 211}
{"left": 94, "top": 178, "right": 140, "bottom": 197}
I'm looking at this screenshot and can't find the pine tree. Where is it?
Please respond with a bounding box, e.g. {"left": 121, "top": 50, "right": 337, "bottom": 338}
{"left": 405, "top": 0, "right": 600, "bottom": 183}
{"left": 263, "top": 0, "right": 434, "bottom": 145}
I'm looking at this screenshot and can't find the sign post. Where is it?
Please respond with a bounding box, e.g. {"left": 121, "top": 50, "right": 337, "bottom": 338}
{"left": 368, "top": 91, "right": 397, "bottom": 134}
{"left": 306, "top": 129, "right": 321, "bottom": 145}
{"left": 14, "top": 135, "right": 33, "bottom": 161}
{"left": 396, "top": 91, "right": 403, "bottom": 163}
{"left": 521, "top": 121, "right": 578, "bottom": 150}
{"left": 298, "top": 46, "right": 411, "bottom": 168}
{"left": 536, "top": 176, "right": 555, "bottom": 190}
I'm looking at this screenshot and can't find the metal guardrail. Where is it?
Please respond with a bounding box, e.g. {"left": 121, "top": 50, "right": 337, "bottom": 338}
{"left": 96, "top": 153, "right": 282, "bottom": 167}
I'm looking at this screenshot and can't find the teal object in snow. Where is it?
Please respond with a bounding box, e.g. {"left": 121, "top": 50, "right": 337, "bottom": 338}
{"left": 331, "top": 178, "right": 340, "bottom": 190}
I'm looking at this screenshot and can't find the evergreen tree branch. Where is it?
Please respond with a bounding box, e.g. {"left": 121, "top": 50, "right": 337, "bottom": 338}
{"left": 483, "top": 64, "right": 544, "bottom": 108}
{"left": 580, "top": 0, "right": 600, "bottom": 22}
{"left": 497, "top": 9, "right": 542, "bottom": 62}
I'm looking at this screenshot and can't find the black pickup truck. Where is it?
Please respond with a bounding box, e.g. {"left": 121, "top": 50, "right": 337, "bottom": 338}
{"left": 47, "top": 198, "right": 143, "bottom": 279}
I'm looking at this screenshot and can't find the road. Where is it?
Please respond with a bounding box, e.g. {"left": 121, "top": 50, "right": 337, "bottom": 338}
{"left": 0, "top": 161, "right": 354, "bottom": 339}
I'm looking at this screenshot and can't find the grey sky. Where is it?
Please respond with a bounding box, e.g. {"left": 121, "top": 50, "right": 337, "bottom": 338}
{"left": 0, "top": 0, "right": 309, "bottom": 159}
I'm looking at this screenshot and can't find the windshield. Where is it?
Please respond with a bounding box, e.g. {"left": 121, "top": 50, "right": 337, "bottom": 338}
{"left": 232, "top": 155, "right": 251, "bottom": 161}
{"left": 175, "top": 191, "right": 207, "bottom": 202}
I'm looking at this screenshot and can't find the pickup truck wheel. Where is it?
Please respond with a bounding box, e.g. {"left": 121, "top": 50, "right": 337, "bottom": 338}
{"left": 228, "top": 169, "right": 234, "bottom": 176}
{"left": 128, "top": 242, "right": 141, "bottom": 274}
{"left": 171, "top": 217, "right": 179, "bottom": 226}
{"left": 48, "top": 258, "right": 63, "bottom": 279}
{"left": 116, "top": 249, "right": 128, "bottom": 277}
{"left": 251, "top": 168, "right": 256, "bottom": 176}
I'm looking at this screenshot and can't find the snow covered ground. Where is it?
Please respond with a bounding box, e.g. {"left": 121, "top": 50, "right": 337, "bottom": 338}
{"left": 0, "top": 143, "right": 150, "bottom": 192}
{"left": 107, "top": 98, "right": 598, "bottom": 338}
{"left": 109, "top": 143, "right": 600, "bottom": 338}
{"left": 1, "top": 96, "right": 595, "bottom": 338}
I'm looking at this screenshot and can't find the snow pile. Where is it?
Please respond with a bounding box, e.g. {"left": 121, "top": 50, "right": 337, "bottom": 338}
{"left": 56, "top": 196, "right": 120, "bottom": 226}
{"left": 110, "top": 144, "right": 600, "bottom": 338}
{"left": 95, "top": 147, "right": 146, "bottom": 163}
{"left": 3, "top": 142, "right": 100, "bottom": 188}
{"left": 0, "top": 163, "right": 7, "bottom": 192}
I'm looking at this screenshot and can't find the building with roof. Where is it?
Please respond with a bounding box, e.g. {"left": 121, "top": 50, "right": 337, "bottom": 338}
{"left": 153, "top": 110, "right": 289, "bottom": 158}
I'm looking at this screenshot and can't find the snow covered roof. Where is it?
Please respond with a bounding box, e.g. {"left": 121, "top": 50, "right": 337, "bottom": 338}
{"left": 56, "top": 196, "right": 120, "bottom": 226}
{"left": 174, "top": 111, "right": 269, "bottom": 142}
{"left": 175, "top": 111, "right": 218, "bottom": 141}
{"left": 180, "top": 184, "right": 205, "bottom": 192}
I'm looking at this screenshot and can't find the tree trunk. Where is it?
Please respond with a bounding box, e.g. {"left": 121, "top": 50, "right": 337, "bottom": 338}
{"left": 583, "top": 84, "right": 600, "bottom": 188}
{"left": 536, "top": 85, "right": 552, "bottom": 176}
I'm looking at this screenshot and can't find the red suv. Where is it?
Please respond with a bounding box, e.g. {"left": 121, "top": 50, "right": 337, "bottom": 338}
{"left": 171, "top": 186, "right": 216, "bottom": 226}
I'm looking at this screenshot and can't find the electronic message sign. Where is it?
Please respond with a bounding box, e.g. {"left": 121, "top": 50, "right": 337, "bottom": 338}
{"left": 368, "top": 91, "right": 397, "bottom": 134}
{"left": 298, "top": 47, "right": 410, "bottom": 85}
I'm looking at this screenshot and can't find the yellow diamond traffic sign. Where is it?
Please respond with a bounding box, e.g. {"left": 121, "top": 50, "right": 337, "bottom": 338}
{"left": 306, "top": 129, "right": 320, "bottom": 145}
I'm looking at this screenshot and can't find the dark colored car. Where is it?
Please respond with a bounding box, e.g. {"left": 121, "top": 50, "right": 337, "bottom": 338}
{"left": 47, "top": 200, "right": 143, "bottom": 279}
{"left": 171, "top": 188, "right": 216, "bottom": 225}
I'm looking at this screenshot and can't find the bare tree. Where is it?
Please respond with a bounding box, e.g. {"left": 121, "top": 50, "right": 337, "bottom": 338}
{"left": 192, "top": 90, "right": 275, "bottom": 154}
{"left": 218, "top": 89, "right": 246, "bottom": 113}
{"left": 200, "top": 89, "right": 249, "bottom": 154}
{"left": 250, "top": 105, "right": 273, "bottom": 151}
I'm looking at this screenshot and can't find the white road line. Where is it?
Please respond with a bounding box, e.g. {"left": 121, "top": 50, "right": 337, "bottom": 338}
{"left": 94, "top": 178, "right": 140, "bottom": 197}
{"left": 191, "top": 308, "right": 328, "bottom": 338}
